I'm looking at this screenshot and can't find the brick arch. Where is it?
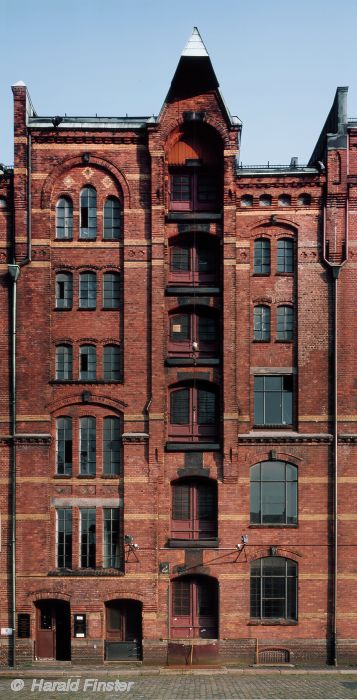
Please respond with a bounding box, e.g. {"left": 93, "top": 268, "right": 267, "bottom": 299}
{"left": 162, "top": 118, "right": 229, "bottom": 152}
{"left": 30, "top": 591, "right": 71, "bottom": 603}
{"left": 241, "top": 451, "right": 303, "bottom": 470}
{"left": 47, "top": 392, "right": 127, "bottom": 414}
{"left": 103, "top": 593, "right": 145, "bottom": 604}
{"left": 249, "top": 551, "right": 301, "bottom": 564}
{"left": 41, "top": 155, "right": 131, "bottom": 209}
{"left": 250, "top": 217, "right": 298, "bottom": 234}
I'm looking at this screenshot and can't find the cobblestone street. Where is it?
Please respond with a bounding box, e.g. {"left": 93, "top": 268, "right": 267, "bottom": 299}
{"left": 0, "top": 672, "right": 357, "bottom": 700}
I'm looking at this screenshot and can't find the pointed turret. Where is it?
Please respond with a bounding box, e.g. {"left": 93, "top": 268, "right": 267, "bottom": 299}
{"left": 164, "top": 27, "right": 234, "bottom": 123}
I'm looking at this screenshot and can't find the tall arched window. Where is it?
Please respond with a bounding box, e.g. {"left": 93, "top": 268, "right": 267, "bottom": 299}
{"left": 254, "top": 238, "right": 270, "bottom": 274}
{"left": 104, "top": 197, "right": 122, "bottom": 240}
{"left": 79, "top": 417, "right": 96, "bottom": 475}
{"left": 103, "top": 417, "right": 121, "bottom": 476}
{"left": 56, "top": 197, "right": 73, "bottom": 239}
{"left": 250, "top": 557, "right": 297, "bottom": 620}
{"left": 55, "top": 272, "right": 73, "bottom": 309}
{"left": 56, "top": 345, "right": 73, "bottom": 381}
{"left": 250, "top": 460, "right": 297, "bottom": 525}
{"left": 169, "top": 383, "right": 218, "bottom": 442}
{"left": 276, "top": 305, "right": 294, "bottom": 341}
{"left": 277, "top": 238, "right": 294, "bottom": 273}
{"left": 253, "top": 305, "right": 270, "bottom": 341}
{"left": 103, "top": 345, "right": 121, "bottom": 381}
{"left": 56, "top": 417, "right": 72, "bottom": 475}
{"left": 80, "top": 186, "right": 97, "bottom": 239}
{"left": 79, "top": 345, "right": 96, "bottom": 381}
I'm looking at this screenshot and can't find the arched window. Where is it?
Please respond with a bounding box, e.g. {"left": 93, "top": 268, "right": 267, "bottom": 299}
{"left": 171, "top": 478, "right": 217, "bottom": 541}
{"left": 297, "top": 193, "right": 311, "bottom": 206}
{"left": 55, "top": 272, "right": 73, "bottom": 309}
{"left": 56, "top": 197, "right": 73, "bottom": 239}
{"left": 79, "top": 272, "right": 97, "bottom": 308}
{"left": 250, "top": 557, "right": 297, "bottom": 620}
{"left": 240, "top": 195, "right": 253, "bottom": 207}
{"left": 169, "top": 239, "right": 218, "bottom": 286}
{"left": 103, "top": 345, "right": 121, "bottom": 381}
{"left": 253, "top": 305, "right": 270, "bottom": 341}
{"left": 80, "top": 186, "right": 97, "bottom": 239}
{"left": 276, "top": 305, "right": 293, "bottom": 341}
{"left": 79, "top": 417, "right": 96, "bottom": 475}
{"left": 56, "top": 417, "right": 72, "bottom": 475}
{"left": 103, "top": 417, "right": 121, "bottom": 476}
{"left": 259, "top": 194, "right": 272, "bottom": 207}
{"left": 104, "top": 197, "right": 122, "bottom": 240}
{"left": 79, "top": 345, "right": 96, "bottom": 381}
{"left": 168, "top": 308, "right": 218, "bottom": 357}
{"left": 250, "top": 461, "right": 297, "bottom": 525}
{"left": 254, "top": 238, "right": 270, "bottom": 275}
{"left": 169, "top": 383, "right": 218, "bottom": 442}
{"left": 171, "top": 575, "right": 218, "bottom": 639}
{"left": 278, "top": 194, "right": 291, "bottom": 207}
{"left": 103, "top": 272, "right": 120, "bottom": 309}
{"left": 277, "top": 238, "right": 294, "bottom": 273}
{"left": 56, "top": 345, "right": 73, "bottom": 380}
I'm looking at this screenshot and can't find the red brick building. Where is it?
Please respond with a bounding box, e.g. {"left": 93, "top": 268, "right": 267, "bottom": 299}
{"left": 0, "top": 28, "right": 356, "bottom": 666}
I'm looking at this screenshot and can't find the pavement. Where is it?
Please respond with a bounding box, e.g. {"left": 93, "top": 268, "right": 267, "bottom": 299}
{"left": 0, "top": 667, "right": 357, "bottom": 699}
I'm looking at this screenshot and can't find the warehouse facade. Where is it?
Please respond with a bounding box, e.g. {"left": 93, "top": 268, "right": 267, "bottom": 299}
{"left": 0, "top": 28, "right": 356, "bottom": 666}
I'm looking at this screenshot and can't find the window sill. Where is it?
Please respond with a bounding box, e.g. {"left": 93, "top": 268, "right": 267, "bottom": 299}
{"left": 77, "top": 474, "right": 96, "bottom": 479}
{"left": 248, "top": 619, "right": 298, "bottom": 626}
{"left": 252, "top": 273, "right": 270, "bottom": 277}
{"left": 253, "top": 425, "right": 293, "bottom": 430}
{"left": 166, "top": 286, "right": 220, "bottom": 296}
{"left": 53, "top": 474, "right": 72, "bottom": 479}
{"left": 166, "top": 442, "right": 220, "bottom": 452}
{"left": 165, "top": 358, "right": 220, "bottom": 367}
{"left": 77, "top": 307, "right": 97, "bottom": 311}
{"left": 252, "top": 340, "right": 271, "bottom": 344}
{"left": 78, "top": 238, "right": 97, "bottom": 242}
{"left": 275, "top": 272, "right": 294, "bottom": 277}
{"left": 54, "top": 307, "right": 72, "bottom": 312}
{"left": 167, "top": 538, "right": 219, "bottom": 548}
{"left": 50, "top": 380, "right": 122, "bottom": 385}
{"left": 48, "top": 568, "right": 124, "bottom": 577}
{"left": 166, "top": 212, "right": 222, "bottom": 222}
{"left": 275, "top": 340, "right": 293, "bottom": 344}
{"left": 101, "top": 307, "right": 121, "bottom": 311}
{"left": 249, "top": 524, "right": 298, "bottom": 528}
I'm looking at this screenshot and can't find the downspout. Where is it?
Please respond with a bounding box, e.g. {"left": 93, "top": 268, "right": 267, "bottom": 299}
{"left": 8, "top": 129, "right": 32, "bottom": 667}
{"left": 8, "top": 263, "right": 20, "bottom": 668}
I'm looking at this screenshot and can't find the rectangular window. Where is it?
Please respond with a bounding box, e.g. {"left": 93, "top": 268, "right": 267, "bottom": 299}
{"left": 103, "top": 507, "right": 121, "bottom": 568}
{"left": 254, "top": 375, "right": 293, "bottom": 427}
{"left": 56, "top": 508, "right": 72, "bottom": 568}
{"left": 79, "top": 417, "right": 96, "bottom": 475}
{"left": 56, "top": 346, "right": 73, "bottom": 381}
{"left": 17, "top": 614, "right": 31, "bottom": 639}
{"left": 171, "top": 174, "right": 191, "bottom": 202}
{"left": 277, "top": 239, "right": 294, "bottom": 273}
{"left": 80, "top": 508, "right": 96, "bottom": 568}
{"left": 79, "top": 273, "right": 97, "bottom": 309}
{"left": 103, "top": 346, "right": 121, "bottom": 381}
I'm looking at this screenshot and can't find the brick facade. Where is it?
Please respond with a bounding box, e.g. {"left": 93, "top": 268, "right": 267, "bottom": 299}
{"left": 0, "top": 29, "right": 356, "bottom": 667}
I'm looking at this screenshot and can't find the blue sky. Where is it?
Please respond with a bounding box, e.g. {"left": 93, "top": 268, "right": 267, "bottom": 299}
{"left": 2, "top": 0, "right": 357, "bottom": 165}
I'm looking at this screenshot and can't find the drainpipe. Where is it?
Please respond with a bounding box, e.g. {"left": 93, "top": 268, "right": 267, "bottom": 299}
{"left": 8, "top": 263, "right": 20, "bottom": 668}
{"left": 7, "top": 128, "right": 32, "bottom": 667}
{"left": 331, "top": 265, "right": 340, "bottom": 666}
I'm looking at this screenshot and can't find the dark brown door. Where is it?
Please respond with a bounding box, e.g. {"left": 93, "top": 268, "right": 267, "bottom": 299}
{"left": 35, "top": 601, "right": 71, "bottom": 661}
{"left": 172, "top": 480, "right": 217, "bottom": 540}
{"left": 171, "top": 576, "right": 218, "bottom": 639}
{"left": 36, "top": 603, "right": 55, "bottom": 659}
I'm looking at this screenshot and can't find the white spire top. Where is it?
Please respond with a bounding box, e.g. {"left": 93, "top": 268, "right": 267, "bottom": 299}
{"left": 12, "top": 80, "right": 26, "bottom": 87}
{"left": 182, "top": 27, "right": 209, "bottom": 57}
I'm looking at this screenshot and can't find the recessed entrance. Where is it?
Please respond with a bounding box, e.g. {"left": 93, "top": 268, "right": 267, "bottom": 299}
{"left": 35, "top": 600, "right": 71, "bottom": 661}
{"left": 105, "top": 600, "right": 142, "bottom": 661}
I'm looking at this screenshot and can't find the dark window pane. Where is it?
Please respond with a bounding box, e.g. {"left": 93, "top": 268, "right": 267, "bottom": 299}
{"left": 80, "top": 186, "right": 97, "bottom": 239}
{"left": 197, "top": 389, "right": 216, "bottom": 424}
{"left": 104, "top": 197, "right": 121, "bottom": 240}
{"left": 198, "top": 315, "right": 217, "bottom": 342}
{"left": 254, "top": 239, "right": 270, "bottom": 274}
{"left": 171, "top": 389, "right": 190, "bottom": 425}
{"left": 277, "top": 239, "right": 294, "bottom": 273}
{"left": 197, "top": 174, "right": 217, "bottom": 203}
{"left": 56, "top": 197, "right": 73, "bottom": 239}
{"left": 79, "top": 273, "right": 97, "bottom": 308}
{"left": 172, "top": 485, "right": 191, "bottom": 520}
{"left": 80, "top": 417, "right": 96, "bottom": 475}
{"left": 173, "top": 581, "right": 190, "bottom": 616}
{"left": 170, "top": 315, "right": 190, "bottom": 342}
{"left": 56, "top": 273, "right": 73, "bottom": 309}
{"left": 171, "top": 175, "right": 191, "bottom": 202}
{"left": 103, "top": 345, "right": 121, "bottom": 381}
{"left": 197, "top": 246, "right": 215, "bottom": 273}
{"left": 197, "top": 484, "right": 215, "bottom": 520}
{"left": 171, "top": 246, "right": 190, "bottom": 272}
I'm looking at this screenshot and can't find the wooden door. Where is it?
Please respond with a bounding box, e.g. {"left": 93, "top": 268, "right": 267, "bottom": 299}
{"left": 105, "top": 601, "right": 142, "bottom": 661}
{"left": 171, "top": 577, "right": 218, "bottom": 639}
{"left": 36, "top": 603, "right": 55, "bottom": 659}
